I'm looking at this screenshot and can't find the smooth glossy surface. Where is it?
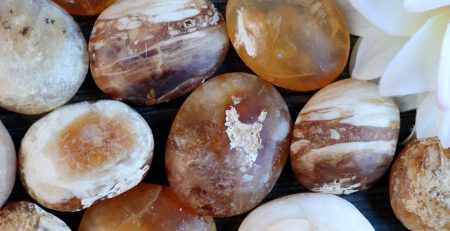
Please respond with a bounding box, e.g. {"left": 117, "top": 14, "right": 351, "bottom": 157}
{"left": 53, "top": 0, "right": 116, "bottom": 16}
{"left": 226, "top": 0, "right": 350, "bottom": 91}
{"left": 239, "top": 193, "right": 374, "bottom": 231}
{"left": 291, "top": 79, "right": 400, "bottom": 194}
{"left": 0, "top": 201, "right": 70, "bottom": 231}
{"left": 79, "top": 183, "right": 216, "bottom": 231}
{"left": 0, "top": 0, "right": 88, "bottom": 115}
{"left": 89, "top": 0, "right": 229, "bottom": 105}
{"left": 19, "top": 100, "right": 154, "bottom": 212}
{"left": 0, "top": 121, "right": 15, "bottom": 207}
{"left": 390, "top": 138, "right": 449, "bottom": 231}
{"left": 166, "top": 73, "right": 292, "bottom": 217}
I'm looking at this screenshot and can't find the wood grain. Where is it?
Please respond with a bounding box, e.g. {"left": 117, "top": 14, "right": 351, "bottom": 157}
{"left": 1, "top": 0, "right": 412, "bottom": 230}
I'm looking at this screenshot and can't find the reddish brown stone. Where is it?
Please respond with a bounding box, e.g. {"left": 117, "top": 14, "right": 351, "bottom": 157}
{"left": 53, "top": 0, "right": 116, "bottom": 16}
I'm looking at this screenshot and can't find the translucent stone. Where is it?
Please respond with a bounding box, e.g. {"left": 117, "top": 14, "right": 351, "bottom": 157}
{"left": 239, "top": 193, "right": 374, "bottom": 231}
{"left": 0, "top": 121, "right": 15, "bottom": 207}
{"left": 19, "top": 100, "right": 154, "bottom": 212}
{"left": 79, "top": 183, "right": 216, "bottom": 231}
{"left": 390, "top": 138, "right": 450, "bottom": 231}
{"left": 291, "top": 79, "right": 400, "bottom": 194}
{"left": 53, "top": 0, "right": 117, "bottom": 16}
{"left": 226, "top": 0, "right": 350, "bottom": 91}
{"left": 89, "top": 0, "right": 229, "bottom": 105}
{"left": 166, "top": 73, "right": 292, "bottom": 217}
{"left": 0, "top": 201, "right": 70, "bottom": 231}
{"left": 0, "top": 0, "right": 88, "bottom": 115}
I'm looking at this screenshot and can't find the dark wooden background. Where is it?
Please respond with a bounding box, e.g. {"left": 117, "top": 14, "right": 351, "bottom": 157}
{"left": 1, "top": 0, "right": 414, "bottom": 230}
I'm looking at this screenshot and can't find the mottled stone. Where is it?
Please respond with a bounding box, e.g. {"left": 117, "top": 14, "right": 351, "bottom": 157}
{"left": 53, "top": 0, "right": 117, "bottom": 16}
{"left": 390, "top": 138, "right": 449, "bottom": 231}
{"left": 226, "top": 0, "right": 350, "bottom": 91}
{"left": 19, "top": 100, "right": 154, "bottom": 212}
{"left": 89, "top": 0, "right": 229, "bottom": 105}
{"left": 0, "top": 121, "right": 15, "bottom": 207}
{"left": 0, "top": 201, "right": 70, "bottom": 231}
{"left": 166, "top": 73, "right": 292, "bottom": 217}
{"left": 79, "top": 183, "right": 216, "bottom": 231}
{"left": 291, "top": 79, "right": 400, "bottom": 194}
{"left": 239, "top": 193, "right": 374, "bottom": 231}
{"left": 0, "top": 0, "right": 88, "bottom": 115}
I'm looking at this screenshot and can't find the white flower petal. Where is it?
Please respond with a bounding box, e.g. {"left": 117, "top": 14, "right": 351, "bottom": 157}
{"left": 379, "top": 12, "right": 450, "bottom": 96}
{"left": 395, "top": 95, "right": 418, "bottom": 112}
{"left": 437, "top": 23, "right": 450, "bottom": 109}
{"left": 404, "top": 0, "right": 450, "bottom": 12}
{"left": 351, "top": 31, "right": 408, "bottom": 80}
{"left": 349, "top": 0, "right": 433, "bottom": 36}
{"left": 334, "top": 0, "right": 381, "bottom": 36}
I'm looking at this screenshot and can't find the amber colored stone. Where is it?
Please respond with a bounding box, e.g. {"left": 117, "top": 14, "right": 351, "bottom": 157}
{"left": 290, "top": 79, "right": 400, "bottom": 194}
{"left": 390, "top": 138, "right": 449, "bottom": 231}
{"left": 79, "top": 183, "right": 216, "bottom": 231}
{"left": 226, "top": 0, "right": 350, "bottom": 91}
{"left": 166, "top": 73, "right": 292, "bottom": 217}
{"left": 0, "top": 201, "right": 70, "bottom": 230}
{"left": 89, "top": 0, "right": 229, "bottom": 105}
{"left": 53, "top": 0, "right": 116, "bottom": 16}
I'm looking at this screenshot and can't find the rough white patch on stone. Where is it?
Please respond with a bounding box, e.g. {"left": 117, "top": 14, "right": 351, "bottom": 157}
{"left": 290, "top": 139, "right": 311, "bottom": 154}
{"left": 20, "top": 101, "right": 154, "bottom": 210}
{"left": 235, "top": 8, "right": 258, "bottom": 58}
{"left": 210, "top": 11, "right": 219, "bottom": 25}
{"left": 225, "top": 106, "right": 267, "bottom": 172}
{"left": 0, "top": 121, "right": 16, "bottom": 207}
{"left": 329, "top": 129, "right": 341, "bottom": 140}
{"left": 313, "top": 177, "right": 361, "bottom": 195}
{"left": 116, "top": 17, "right": 142, "bottom": 30}
{"left": 231, "top": 96, "right": 242, "bottom": 105}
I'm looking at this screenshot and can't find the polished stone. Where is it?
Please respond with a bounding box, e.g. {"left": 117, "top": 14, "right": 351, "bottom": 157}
{"left": 53, "top": 0, "right": 117, "bottom": 16}
{"left": 0, "top": 121, "right": 15, "bottom": 207}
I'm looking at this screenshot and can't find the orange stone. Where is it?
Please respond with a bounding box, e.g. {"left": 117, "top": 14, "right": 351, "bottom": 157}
{"left": 79, "top": 183, "right": 216, "bottom": 231}
{"left": 53, "top": 0, "right": 116, "bottom": 16}
{"left": 226, "top": 0, "right": 350, "bottom": 91}
{"left": 166, "top": 73, "right": 292, "bottom": 217}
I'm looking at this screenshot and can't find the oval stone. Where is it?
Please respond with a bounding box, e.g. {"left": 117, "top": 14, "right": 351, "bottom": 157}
{"left": 53, "top": 0, "right": 117, "bottom": 16}
{"left": 0, "top": 121, "right": 16, "bottom": 207}
{"left": 290, "top": 79, "right": 400, "bottom": 194}
{"left": 166, "top": 73, "right": 292, "bottom": 217}
{"left": 226, "top": 0, "right": 350, "bottom": 91}
{"left": 89, "top": 0, "right": 229, "bottom": 105}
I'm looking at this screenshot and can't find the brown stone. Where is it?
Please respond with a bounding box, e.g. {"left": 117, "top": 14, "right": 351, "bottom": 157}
{"left": 226, "top": 0, "right": 350, "bottom": 91}
{"left": 89, "top": 0, "right": 229, "bottom": 105}
{"left": 53, "top": 0, "right": 117, "bottom": 16}
{"left": 79, "top": 183, "right": 216, "bottom": 231}
{"left": 166, "top": 73, "right": 292, "bottom": 217}
{"left": 390, "top": 138, "right": 449, "bottom": 231}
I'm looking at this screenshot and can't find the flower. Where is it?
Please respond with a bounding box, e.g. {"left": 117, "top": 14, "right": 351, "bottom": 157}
{"left": 336, "top": 0, "right": 450, "bottom": 147}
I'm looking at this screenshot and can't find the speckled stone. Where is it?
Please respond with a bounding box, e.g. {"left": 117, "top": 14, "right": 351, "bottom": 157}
{"left": 0, "top": 121, "right": 15, "bottom": 207}
{"left": 79, "top": 183, "right": 216, "bottom": 231}
{"left": 166, "top": 73, "right": 292, "bottom": 217}
{"left": 89, "top": 0, "right": 229, "bottom": 105}
{"left": 0, "top": 201, "right": 70, "bottom": 231}
{"left": 53, "top": 0, "right": 117, "bottom": 16}
{"left": 390, "top": 138, "right": 449, "bottom": 231}
{"left": 291, "top": 79, "right": 400, "bottom": 194}
{"left": 0, "top": 0, "right": 88, "bottom": 115}
{"left": 226, "top": 0, "right": 350, "bottom": 91}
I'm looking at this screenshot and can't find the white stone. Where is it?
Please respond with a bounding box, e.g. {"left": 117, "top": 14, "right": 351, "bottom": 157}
{"left": 0, "top": 121, "right": 16, "bottom": 207}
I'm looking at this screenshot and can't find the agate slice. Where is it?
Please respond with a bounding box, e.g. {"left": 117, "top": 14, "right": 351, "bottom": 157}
{"left": 390, "top": 138, "right": 449, "bottom": 231}
{"left": 0, "top": 0, "right": 88, "bottom": 115}
{"left": 79, "top": 183, "right": 216, "bottom": 231}
{"left": 166, "top": 73, "right": 292, "bottom": 217}
{"left": 291, "top": 79, "right": 400, "bottom": 194}
{"left": 89, "top": 0, "right": 229, "bottom": 105}
{"left": 0, "top": 121, "right": 15, "bottom": 207}
{"left": 226, "top": 0, "right": 350, "bottom": 91}
{"left": 53, "top": 0, "right": 116, "bottom": 16}
{"left": 0, "top": 201, "right": 70, "bottom": 231}
{"left": 239, "top": 193, "right": 374, "bottom": 231}
{"left": 19, "top": 100, "right": 154, "bottom": 212}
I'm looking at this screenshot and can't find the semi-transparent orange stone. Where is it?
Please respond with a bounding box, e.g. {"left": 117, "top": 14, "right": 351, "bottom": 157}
{"left": 166, "top": 73, "right": 292, "bottom": 217}
{"left": 226, "top": 0, "right": 350, "bottom": 91}
{"left": 53, "top": 0, "right": 116, "bottom": 16}
{"left": 79, "top": 184, "right": 216, "bottom": 231}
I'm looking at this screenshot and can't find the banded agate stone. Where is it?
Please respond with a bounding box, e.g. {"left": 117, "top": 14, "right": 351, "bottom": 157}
{"left": 166, "top": 73, "right": 292, "bottom": 217}
{"left": 89, "top": 0, "right": 229, "bottom": 105}
{"left": 226, "top": 0, "right": 350, "bottom": 91}
{"left": 79, "top": 184, "right": 216, "bottom": 231}
{"left": 291, "top": 79, "right": 400, "bottom": 194}
{"left": 53, "top": 0, "right": 117, "bottom": 16}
